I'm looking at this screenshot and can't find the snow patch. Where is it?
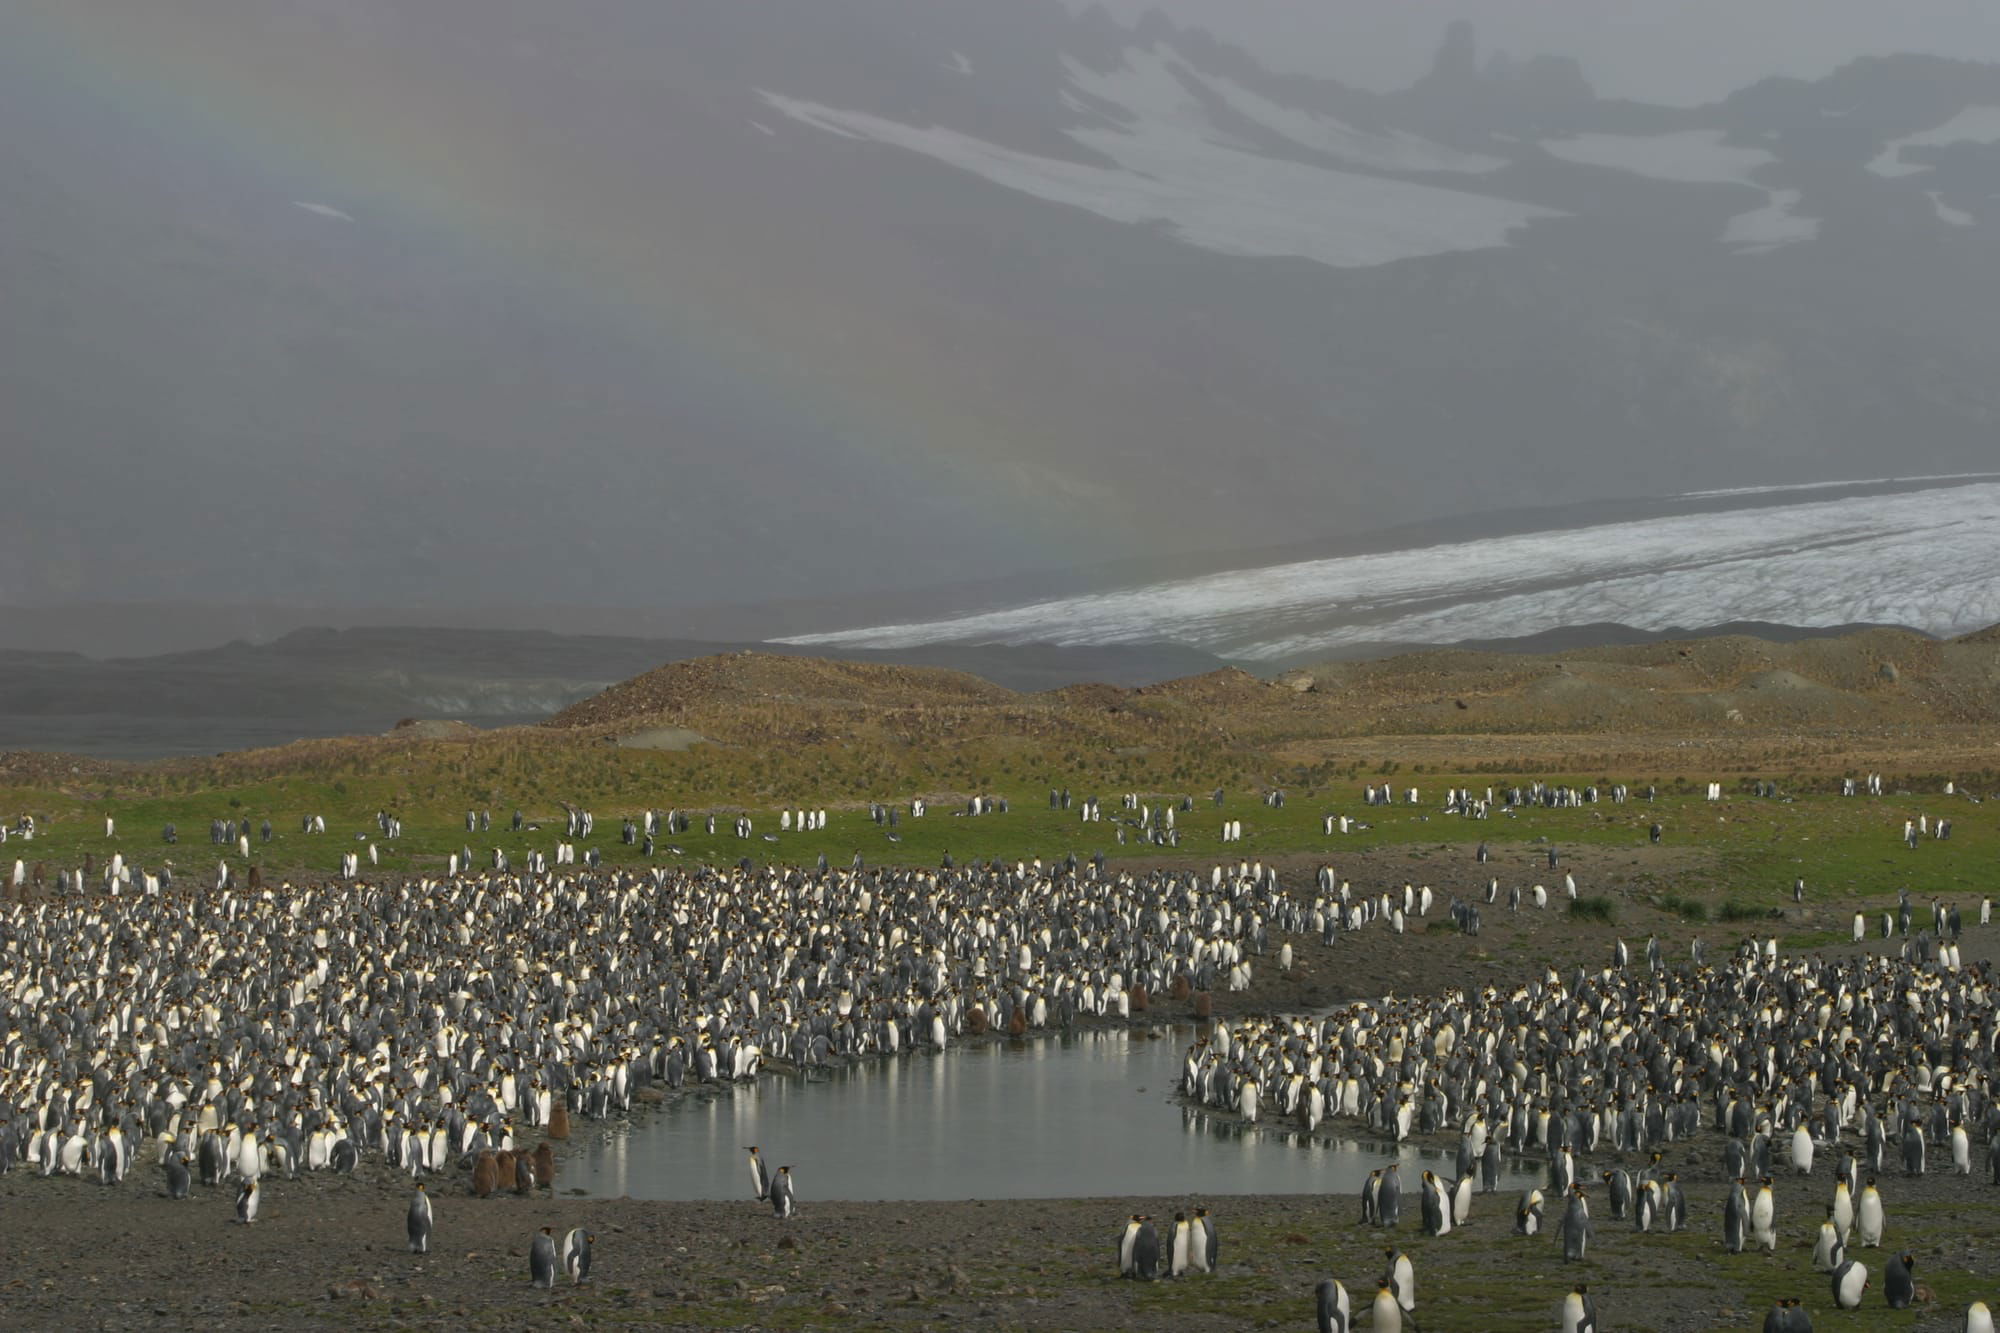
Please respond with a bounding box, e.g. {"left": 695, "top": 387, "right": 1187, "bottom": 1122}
{"left": 1867, "top": 105, "right": 2000, "bottom": 177}
{"left": 1541, "top": 130, "right": 1773, "bottom": 186}
{"left": 756, "top": 48, "right": 1562, "bottom": 271}
{"left": 1540, "top": 131, "right": 1815, "bottom": 251}
{"left": 1190, "top": 66, "right": 1505, "bottom": 174}
{"left": 292, "top": 201, "right": 354, "bottom": 222}
{"left": 1723, "top": 189, "right": 1818, "bottom": 251}
{"left": 1927, "top": 190, "right": 1974, "bottom": 226}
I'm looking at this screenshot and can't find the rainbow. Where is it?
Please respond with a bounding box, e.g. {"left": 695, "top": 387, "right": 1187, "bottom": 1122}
{"left": 9, "top": 1, "right": 1152, "bottom": 561}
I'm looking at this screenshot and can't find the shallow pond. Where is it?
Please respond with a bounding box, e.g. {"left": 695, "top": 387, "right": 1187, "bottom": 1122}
{"left": 568, "top": 1025, "right": 1542, "bottom": 1202}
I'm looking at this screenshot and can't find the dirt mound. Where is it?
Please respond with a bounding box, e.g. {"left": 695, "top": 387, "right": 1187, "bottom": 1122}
{"left": 544, "top": 651, "right": 1017, "bottom": 731}
{"left": 1036, "top": 681, "right": 1133, "bottom": 711}
{"left": 0, "top": 751, "right": 132, "bottom": 787}
{"left": 1137, "top": 667, "right": 1272, "bottom": 706}
{"left": 1954, "top": 622, "right": 2000, "bottom": 644}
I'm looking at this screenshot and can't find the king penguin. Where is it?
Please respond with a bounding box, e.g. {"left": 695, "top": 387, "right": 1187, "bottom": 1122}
{"left": 770, "top": 1165, "right": 796, "bottom": 1219}
{"left": 1517, "top": 1187, "right": 1545, "bottom": 1236}
{"left": 1194, "top": 1206, "right": 1217, "bottom": 1272}
{"left": 1857, "top": 1178, "right": 1885, "bottom": 1247}
{"left": 1811, "top": 1209, "right": 1845, "bottom": 1272}
{"left": 745, "top": 1146, "right": 770, "bottom": 1201}
{"left": 1314, "top": 1277, "right": 1350, "bottom": 1333}
{"left": 1560, "top": 1184, "right": 1592, "bottom": 1262}
{"left": 408, "top": 1183, "right": 432, "bottom": 1254}
{"left": 1118, "top": 1215, "right": 1148, "bottom": 1277}
{"left": 1601, "top": 1168, "right": 1631, "bottom": 1221}
{"left": 1169, "top": 1212, "right": 1196, "bottom": 1277}
{"left": 1902, "top": 1122, "right": 1926, "bottom": 1176}
{"left": 1420, "top": 1170, "right": 1453, "bottom": 1236}
{"left": 164, "top": 1152, "right": 192, "bottom": 1201}
{"left": 1762, "top": 1297, "right": 1811, "bottom": 1332}
{"left": 1562, "top": 1283, "right": 1599, "bottom": 1333}
{"left": 1885, "top": 1252, "right": 1916, "bottom": 1309}
{"left": 1967, "top": 1300, "right": 1995, "bottom": 1333}
{"left": 562, "top": 1228, "right": 594, "bottom": 1285}
{"left": 1378, "top": 1163, "right": 1403, "bottom": 1228}
{"left": 1132, "top": 1216, "right": 1160, "bottom": 1280}
{"left": 1751, "top": 1176, "right": 1778, "bottom": 1251}
{"left": 529, "top": 1226, "right": 557, "bottom": 1288}
{"left": 1831, "top": 1256, "right": 1868, "bottom": 1309}
{"left": 1370, "top": 1280, "right": 1403, "bottom": 1333}
{"left": 1723, "top": 1178, "right": 1749, "bottom": 1254}
{"left": 1384, "top": 1248, "right": 1415, "bottom": 1313}
{"left": 1663, "top": 1173, "right": 1688, "bottom": 1233}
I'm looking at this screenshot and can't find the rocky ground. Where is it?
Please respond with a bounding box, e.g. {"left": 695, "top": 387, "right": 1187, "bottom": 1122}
{"left": 2, "top": 1127, "right": 1992, "bottom": 1332}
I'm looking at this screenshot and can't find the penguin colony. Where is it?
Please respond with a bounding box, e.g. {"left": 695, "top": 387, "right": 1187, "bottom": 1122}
{"left": 0, "top": 854, "right": 1295, "bottom": 1194}
{"left": 6, "top": 779, "right": 2000, "bottom": 1322}
{"left": 1183, "top": 934, "right": 2000, "bottom": 1328}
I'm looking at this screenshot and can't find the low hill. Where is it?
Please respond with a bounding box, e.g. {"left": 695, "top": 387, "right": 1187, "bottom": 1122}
{"left": 9, "top": 621, "right": 2000, "bottom": 801}
{"left": 545, "top": 652, "right": 1017, "bottom": 732}
{"left": 540, "top": 623, "right": 2000, "bottom": 756}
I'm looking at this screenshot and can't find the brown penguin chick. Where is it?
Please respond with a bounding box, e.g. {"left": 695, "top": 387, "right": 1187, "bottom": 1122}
{"left": 546, "top": 1105, "right": 571, "bottom": 1141}
{"left": 494, "top": 1149, "right": 515, "bottom": 1188}
{"left": 532, "top": 1142, "right": 556, "bottom": 1188}
{"left": 1007, "top": 1006, "right": 1028, "bottom": 1038}
{"left": 471, "top": 1150, "right": 498, "bottom": 1198}
{"left": 513, "top": 1152, "right": 535, "bottom": 1194}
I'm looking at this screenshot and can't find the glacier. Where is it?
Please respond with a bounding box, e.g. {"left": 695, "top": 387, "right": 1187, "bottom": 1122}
{"left": 778, "top": 481, "right": 2000, "bottom": 661}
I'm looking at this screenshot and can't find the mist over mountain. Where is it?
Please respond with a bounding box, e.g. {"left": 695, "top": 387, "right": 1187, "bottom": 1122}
{"left": 6, "top": 0, "right": 1999, "bottom": 624}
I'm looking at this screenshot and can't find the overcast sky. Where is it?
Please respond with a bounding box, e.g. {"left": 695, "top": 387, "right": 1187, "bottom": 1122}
{"left": 1070, "top": 0, "right": 2000, "bottom": 104}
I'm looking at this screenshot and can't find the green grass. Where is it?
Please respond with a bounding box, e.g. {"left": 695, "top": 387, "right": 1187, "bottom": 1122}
{"left": 1570, "top": 896, "right": 1618, "bottom": 924}
{"left": 5, "top": 760, "right": 1995, "bottom": 929}
{"left": 1653, "top": 892, "right": 1710, "bottom": 923}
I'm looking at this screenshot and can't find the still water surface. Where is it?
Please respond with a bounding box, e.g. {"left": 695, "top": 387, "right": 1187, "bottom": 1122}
{"left": 570, "top": 1026, "right": 1541, "bottom": 1201}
